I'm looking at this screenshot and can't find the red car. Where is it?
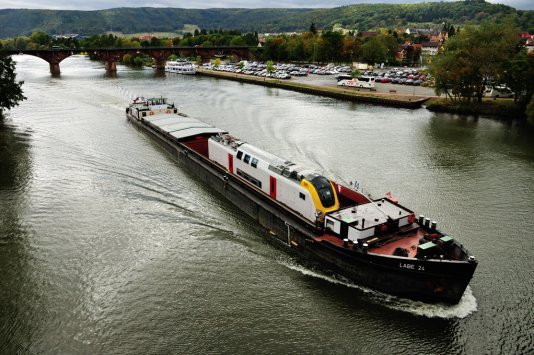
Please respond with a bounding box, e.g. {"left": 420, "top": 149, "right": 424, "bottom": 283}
{"left": 380, "top": 78, "right": 392, "bottom": 83}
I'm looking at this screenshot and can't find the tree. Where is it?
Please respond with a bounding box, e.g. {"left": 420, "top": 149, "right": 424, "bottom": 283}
{"left": 30, "top": 31, "right": 52, "bottom": 47}
{"left": 449, "top": 25, "right": 456, "bottom": 37}
{"left": 122, "top": 53, "right": 133, "bottom": 64}
{"left": 319, "top": 31, "right": 344, "bottom": 63}
{"left": 429, "top": 20, "right": 521, "bottom": 103}
{"left": 309, "top": 23, "right": 317, "bottom": 35}
{"left": 362, "top": 36, "right": 388, "bottom": 64}
{"left": 351, "top": 69, "right": 361, "bottom": 78}
{"left": 263, "top": 37, "right": 288, "bottom": 62}
{"left": 229, "top": 36, "right": 245, "bottom": 46}
{"left": 502, "top": 50, "right": 534, "bottom": 106}
{"left": 132, "top": 56, "right": 144, "bottom": 66}
{"left": 266, "top": 60, "right": 275, "bottom": 74}
{"left": 287, "top": 36, "right": 305, "bottom": 62}
{"left": 149, "top": 37, "right": 161, "bottom": 47}
{"left": 0, "top": 45, "right": 26, "bottom": 117}
{"left": 341, "top": 36, "right": 362, "bottom": 63}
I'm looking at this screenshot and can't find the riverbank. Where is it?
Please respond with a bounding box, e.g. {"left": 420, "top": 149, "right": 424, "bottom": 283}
{"left": 425, "top": 98, "right": 525, "bottom": 120}
{"left": 196, "top": 68, "right": 429, "bottom": 109}
{"left": 197, "top": 69, "right": 528, "bottom": 121}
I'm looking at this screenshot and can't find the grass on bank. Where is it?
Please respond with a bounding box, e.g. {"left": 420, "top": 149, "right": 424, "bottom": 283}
{"left": 425, "top": 98, "right": 525, "bottom": 119}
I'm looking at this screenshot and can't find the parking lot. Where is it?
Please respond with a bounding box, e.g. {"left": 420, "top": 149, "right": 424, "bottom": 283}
{"left": 203, "top": 62, "right": 439, "bottom": 98}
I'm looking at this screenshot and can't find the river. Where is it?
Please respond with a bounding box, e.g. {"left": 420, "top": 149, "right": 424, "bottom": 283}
{"left": 1, "top": 55, "right": 533, "bottom": 354}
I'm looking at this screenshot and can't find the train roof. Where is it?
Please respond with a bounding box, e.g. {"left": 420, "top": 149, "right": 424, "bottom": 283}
{"left": 236, "top": 142, "right": 319, "bottom": 182}
{"left": 239, "top": 143, "right": 284, "bottom": 166}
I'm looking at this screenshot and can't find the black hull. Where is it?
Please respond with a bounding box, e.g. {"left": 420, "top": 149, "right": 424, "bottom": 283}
{"left": 127, "top": 114, "right": 476, "bottom": 304}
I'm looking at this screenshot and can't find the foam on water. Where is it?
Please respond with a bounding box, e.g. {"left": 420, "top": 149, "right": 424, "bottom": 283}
{"left": 280, "top": 259, "right": 477, "bottom": 319}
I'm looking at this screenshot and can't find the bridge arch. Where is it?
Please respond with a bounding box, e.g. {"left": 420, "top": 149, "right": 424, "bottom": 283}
{"left": 11, "top": 49, "right": 81, "bottom": 74}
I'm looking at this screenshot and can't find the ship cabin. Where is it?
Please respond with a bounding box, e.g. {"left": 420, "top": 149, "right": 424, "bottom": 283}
{"left": 324, "top": 198, "right": 413, "bottom": 242}
{"left": 127, "top": 97, "right": 179, "bottom": 120}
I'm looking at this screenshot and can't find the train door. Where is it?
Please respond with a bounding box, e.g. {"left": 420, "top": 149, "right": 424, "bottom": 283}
{"left": 228, "top": 153, "right": 234, "bottom": 174}
{"left": 270, "top": 176, "right": 277, "bottom": 199}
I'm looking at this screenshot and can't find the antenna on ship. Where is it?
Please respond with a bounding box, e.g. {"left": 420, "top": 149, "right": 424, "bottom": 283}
{"left": 347, "top": 178, "right": 392, "bottom": 222}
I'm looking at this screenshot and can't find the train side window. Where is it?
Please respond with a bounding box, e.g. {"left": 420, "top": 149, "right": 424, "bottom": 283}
{"left": 299, "top": 192, "right": 306, "bottom": 200}
{"left": 236, "top": 151, "right": 243, "bottom": 160}
{"left": 251, "top": 158, "right": 258, "bottom": 168}
{"left": 237, "top": 168, "right": 261, "bottom": 188}
{"left": 244, "top": 154, "right": 251, "bottom": 164}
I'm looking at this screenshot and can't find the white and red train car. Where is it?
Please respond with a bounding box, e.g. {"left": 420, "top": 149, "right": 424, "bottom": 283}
{"left": 208, "top": 133, "right": 340, "bottom": 222}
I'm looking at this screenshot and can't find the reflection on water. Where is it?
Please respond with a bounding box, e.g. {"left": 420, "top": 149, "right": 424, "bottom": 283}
{"left": 1, "top": 55, "right": 533, "bottom": 354}
{"left": 0, "top": 121, "right": 33, "bottom": 191}
{"left": 424, "top": 115, "right": 480, "bottom": 172}
{"left": 0, "top": 119, "right": 36, "bottom": 353}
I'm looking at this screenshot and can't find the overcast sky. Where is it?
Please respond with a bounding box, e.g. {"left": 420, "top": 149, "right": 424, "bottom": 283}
{"left": 0, "top": 0, "right": 532, "bottom": 10}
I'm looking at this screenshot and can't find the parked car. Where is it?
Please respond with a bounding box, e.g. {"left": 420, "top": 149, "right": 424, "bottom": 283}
{"left": 487, "top": 86, "right": 514, "bottom": 98}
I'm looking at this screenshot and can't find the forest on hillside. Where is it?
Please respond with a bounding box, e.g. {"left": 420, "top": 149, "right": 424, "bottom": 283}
{"left": 0, "top": 1, "right": 533, "bottom": 38}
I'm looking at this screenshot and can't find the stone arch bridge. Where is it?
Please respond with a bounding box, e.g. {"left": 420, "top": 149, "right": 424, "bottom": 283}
{"left": 7, "top": 46, "right": 256, "bottom": 74}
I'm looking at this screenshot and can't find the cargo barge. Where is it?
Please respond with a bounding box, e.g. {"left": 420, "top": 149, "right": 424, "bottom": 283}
{"left": 125, "top": 97, "right": 477, "bottom": 304}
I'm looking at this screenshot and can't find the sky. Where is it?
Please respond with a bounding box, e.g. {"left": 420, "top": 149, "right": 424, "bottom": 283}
{"left": 0, "top": 0, "right": 532, "bottom": 10}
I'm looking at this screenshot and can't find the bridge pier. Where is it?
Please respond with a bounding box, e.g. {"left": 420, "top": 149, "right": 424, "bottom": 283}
{"left": 49, "top": 62, "right": 61, "bottom": 75}
{"left": 154, "top": 59, "right": 166, "bottom": 70}
{"left": 104, "top": 60, "right": 117, "bottom": 72}
{"left": 199, "top": 55, "right": 211, "bottom": 64}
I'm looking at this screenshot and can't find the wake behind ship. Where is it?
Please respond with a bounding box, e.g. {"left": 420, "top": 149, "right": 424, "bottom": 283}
{"left": 125, "top": 96, "right": 478, "bottom": 304}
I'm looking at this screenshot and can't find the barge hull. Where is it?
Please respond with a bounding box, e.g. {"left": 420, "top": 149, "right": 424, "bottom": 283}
{"left": 127, "top": 114, "right": 475, "bottom": 304}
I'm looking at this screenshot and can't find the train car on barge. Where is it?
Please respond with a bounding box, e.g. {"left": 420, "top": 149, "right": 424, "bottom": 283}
{"left": 125, "top": 96, "right": 477, "bottom": 305}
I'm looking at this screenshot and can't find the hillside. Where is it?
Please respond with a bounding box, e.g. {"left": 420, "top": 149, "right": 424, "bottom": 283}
{"left": 0, "top": 1, "right": 533, "bottom": 38}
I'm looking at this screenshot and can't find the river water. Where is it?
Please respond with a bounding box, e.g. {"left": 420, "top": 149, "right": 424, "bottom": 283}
{"left": 1, "top": 55, "right": 533, "bottom": 354}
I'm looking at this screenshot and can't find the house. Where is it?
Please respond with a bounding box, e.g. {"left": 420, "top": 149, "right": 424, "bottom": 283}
{"left": 139, "top": 34, "right": 158, "bottom": 41}
{"left": 405, "top": 28, "right": 433, "bottom": 36}
{"left": 53, "top": 34, "right": 81, "bottom": 40}
{"left": 396, "top": 42, "right": 422, "bottom": 64}
{"left": 332, "top": 24, "right": 351, "bottom": 35}
{"left": 430, "top": 32, "right": 449, "bottom": 43}
{"left": 360, "top": 31, "right": 379, "bottom": 38}
{"left": 519, "top": 32, "right": 534, "bottom": 53}
{"left": 421, "top": 42, "right": 440, "bottom": 56}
